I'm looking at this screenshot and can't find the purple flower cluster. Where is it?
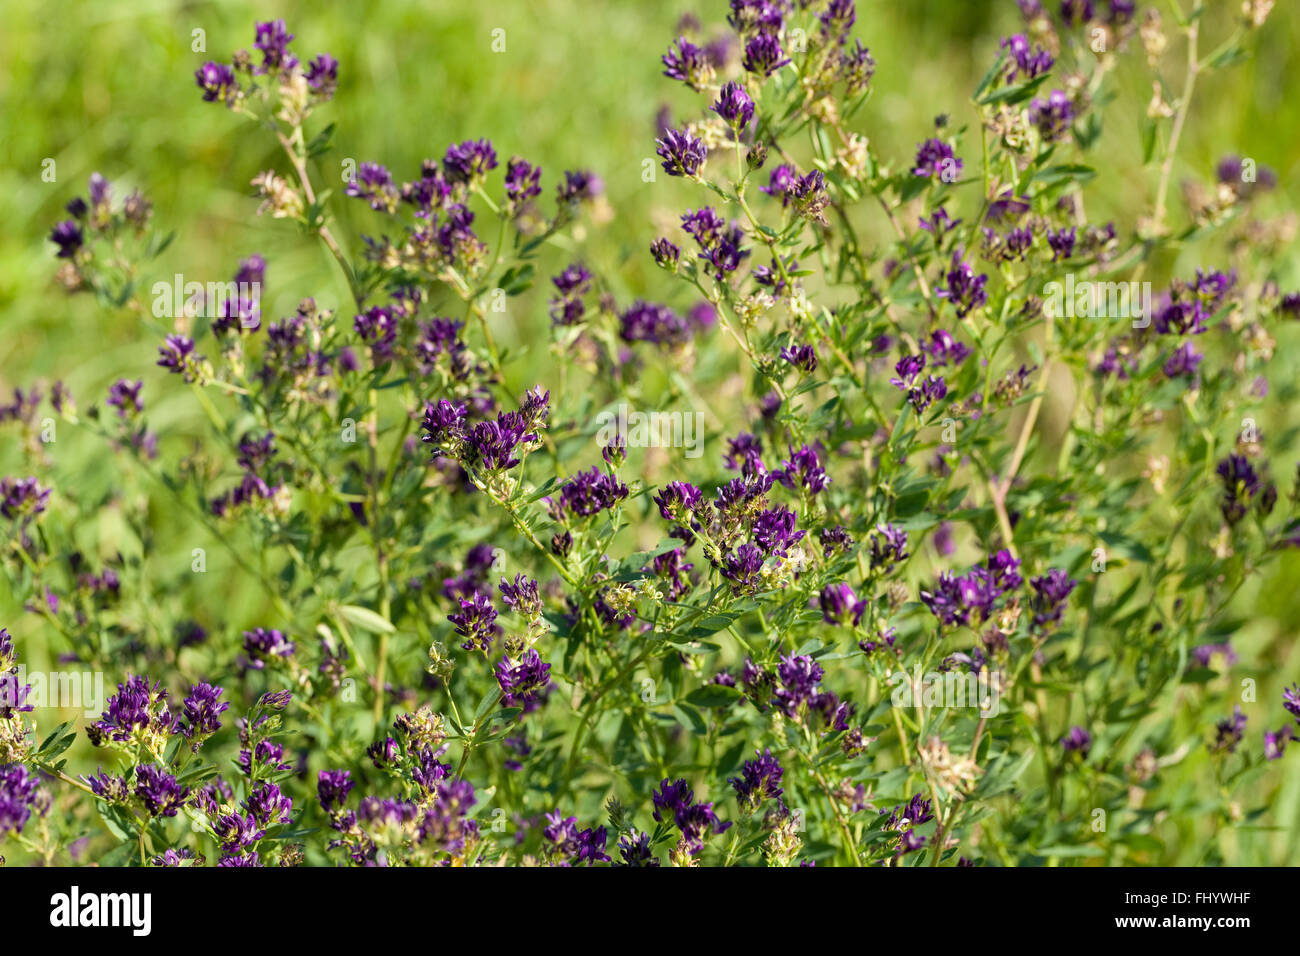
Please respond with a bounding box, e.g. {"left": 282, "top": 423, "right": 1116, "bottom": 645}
{"left": 921, "top": 550, "right": 1023, "bottom": 627}
{"left": 651, "top": 777, "right": 731, "bottom": 854}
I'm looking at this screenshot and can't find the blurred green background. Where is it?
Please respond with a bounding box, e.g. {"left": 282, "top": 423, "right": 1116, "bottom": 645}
{"left": 2, "top": 0, "right": 1299, "bottom": 863}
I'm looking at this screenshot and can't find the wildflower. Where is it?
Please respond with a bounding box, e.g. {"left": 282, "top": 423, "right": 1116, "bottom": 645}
{"left": 912, "top": 138, "right": 961, "bottom": 180}
{"left": 106, "top": 378, "right": 144, "bottom": 418}
{"left": 743, "top": 33, "right": 790, "bottom": 75}
{"left": 195, "top": 61, "right": 239, "bottom": 104}
{"left": 304, "top": 53, "right": 338, "bottom": 97}
{"left": 1210, "top": 707, "right": 1247, "bottom": 755}
{"left": 503, "top": 156, "right": 542, "bottom": 209}
{"left": 1029, "top": 89, "right": 1076, "bottom": 141}
{"left": 1029, "top": 569, "right": 1077, "bottom": 630}
{"left": 496, "top": 650, "right": 551, "bottom": 706}
{"left": 449, "top": 590, "right": 499, "bottom": 653}
{"left": 345, "top": 163, "right": 399, "bottom": 213}
{"left": 655, "top": 128, "right": 707, "bottom": 178}
{"left": 711, "top": 81, "right": 755, "bottom": 128}
{"left": 134, "top": 764, "right": 190, "bottom": 816}
{"left": 819, "top": 583, "right": 865, "bottom": 626}
{"left": 653, "top": 481, "right": 703, "bottom": 523}
{"left": 1060, "top": 726, "right": 1092, "bottom": 758}
{"left": 869, "top": 523, "right": 910, "bottom": 571}
{"left": 557, "top": 466, "right": 629, "bottom": 518}
{"left": 181, "top": 683, "right": 229, "bottom": 742}
{"left": 1002, "top": 34, "right": 1053, "bottom": 81}
{"left": 0, "top": 764, "right": 39, "bottom": 834}
{"left": 443, "top": 139, "right": 498, "bottom": 186}
{"left": 729, "top": 749, "right": 784, "bottom": 814}
{"left": 774, "top": 444, "right": 830, "bottom": 494}
{"left": 938, "top": 254, "right": 989, "bottom": 317}
{"left": 662, "top": 36, "right": 714, "bottom": 90}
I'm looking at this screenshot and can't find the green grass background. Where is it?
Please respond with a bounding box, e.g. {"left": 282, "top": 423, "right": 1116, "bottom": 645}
{"left": 2, "top": 0, "right": 1299, "bottom": 863}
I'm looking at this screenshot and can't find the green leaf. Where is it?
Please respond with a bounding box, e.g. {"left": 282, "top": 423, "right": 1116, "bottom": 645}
{"left": 337, "top": 604, "right": 396, "bottom": 634}
{"left": 684, "top": 684, "right": 743, "bottom": 708}
{"left": 306, "top": 122, "right": 336, "bottom": 158}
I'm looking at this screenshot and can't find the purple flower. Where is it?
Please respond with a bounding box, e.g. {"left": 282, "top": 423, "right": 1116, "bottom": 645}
{"left": 819, "top": 0, "right": 857, "bottom": 42}
{"left": 1153, "top": 299, "right": 1208, "bottom": 336}
{"left": 1283, "top": 684, "right": 1300, "bottom": 724}
{"left": 443, "top": 139, "right": 498, "bottom": 185}
{"left": 499, "top": 574, "right": 542, "bottom": 618}
{"left": 774, "top": 444, "right": 830, "bottom": 495}
{"left": 744, "top": 33, "right": 790, "bottom": 75}
{"left": 720, "top": 543, "right": 765, "bottom": 591}
{"left": 87, "top": 675, "right": 174, "bottom": 746}
{"left": 49, "top": 220, "right": 84, "bottom": 259}
{"left": 558, "top": 466, "right": 630, "bottom": 518}
{"left": 774, "top": 654, "right": 825, "bottom": 718}
{"left": 1215, "top": 454, "right": 1264, "bottom": 525}
{"left": 752, "top": 505, "right": 805, "bottom": 557}
{"left": 653, "top": 481, "right": 703, "bottom": 523}
{"left": 549, "top": 262, "right": 592, "bottom": 326}
{"left": 891, "top": 353, "right": 926, "bottom": 389}
{"left": 0, "top": 476, "right": 51, "bottom": 521}
{"left": 542, "top": 812, "right": 610, "bottom": 865}
{"left": 134, "top": 764, "right": 190, "bottom": 816}
{"left": 195, "top": 61, "right": 239, "bottom": 104}
{"left": 353, "top": 306, "right": 397, "bottom": 364}
{"left": 650, "top": 238, "right": 681, "bottom": 270}
{"left": 345, "top": 162, "right": 399, "bottom": 213}
{"left": 870, "top": 523, "right": 910, "bottom": 571}
{"left": 1059, "top": 0, "right": 1096, "bottom": 26}
{"left": 253, "top": 19, "right": 296, "bottom": 73}
{"left": 157, "top": 334, "right": 202, "bottom": 381}
{"left": 820, "top": 583, "right": 866, "bottom": 626}
{"left": 712, "top": 81, "right": 755, "bottom": 128}
{"left": 618, "top": 831, "right": 660, "bottom": 867}
{"left": 1029, "top": 89, "right": 1076, "bottom": 141}
{"left": 619, "top": 301, "right": 691, "bottom": 348}
{"left": 656, "top": 128, "right": 707, "bottom": 178}
{"left": 1002, "top": 34, "right": 1054, "bottom": 81}
{"left": 1211, "top": 707, "right": 1247, "bottom": 755}
{"left": 449, "top": 590, "right": 499, "bottom": 653}
{"left": 1265, "top": 726, "right": 1294, "bottom": 761}
{"left": 1046, "top": 226, "right": 1077, "bottom": 261}
{"left": 106, "top": 378, "right": 144, "bottom": 418}
{"left": 761, "top": 164, "right": 797, "bottom": 202}
{"left": 729, "top": 749, "right": 784, "bottom": 813}
{"left": 496, "top": 650, "right": 552, "bottom": 706}
{"left": 938, "top": 254, "right": 989, "bottom": 317}
{"left": 304, "top": 53, "right": 338, "bottom": 96}
{"left": 650, "top": 778, "right": 730, "bottom": 854}
{"left": 1162, "top": 342, "right": 1203, "bottom": 380}
{"left": 1060, "top": 726, "right": 1092, "bottom": 758}
{"left": 556, "top": 169, "right": 603, "bottom": 205}
{"left": 181, "top": 683, "right": 229, "bottom": 740}
{"left": 0, "top": 764, "right": 39, "bottom": 834}
{"left": 662, "top": 36, "right": 712, "bottom": 89}
{"left": 912, "top": 138, "right": 961, "bottom": 180}
{"left": 243, "top": 628, "right": 296, "bottom": 669}
{"left": 925, "top": 329, "right": 971, "bottom": 367}
{"left": 1190, "top": 642, "right": 1237, "bottom": 669}
{"left": 1029, "top": 569, "right": 1077, "bottom": 630}
{"left": 781, "top": 343, "right": 818, "bottom": 373}
{"left": 908, "top": 374, "right": 948, "bottom": 413}
{"left": 724, "top": 432, "right": 765, "bottom": 474}
{"left": 504, "top": 156, "right": 542, "bottom": 208}
{"left": 245, "top": 781, "right": 292, "bottom": 828}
